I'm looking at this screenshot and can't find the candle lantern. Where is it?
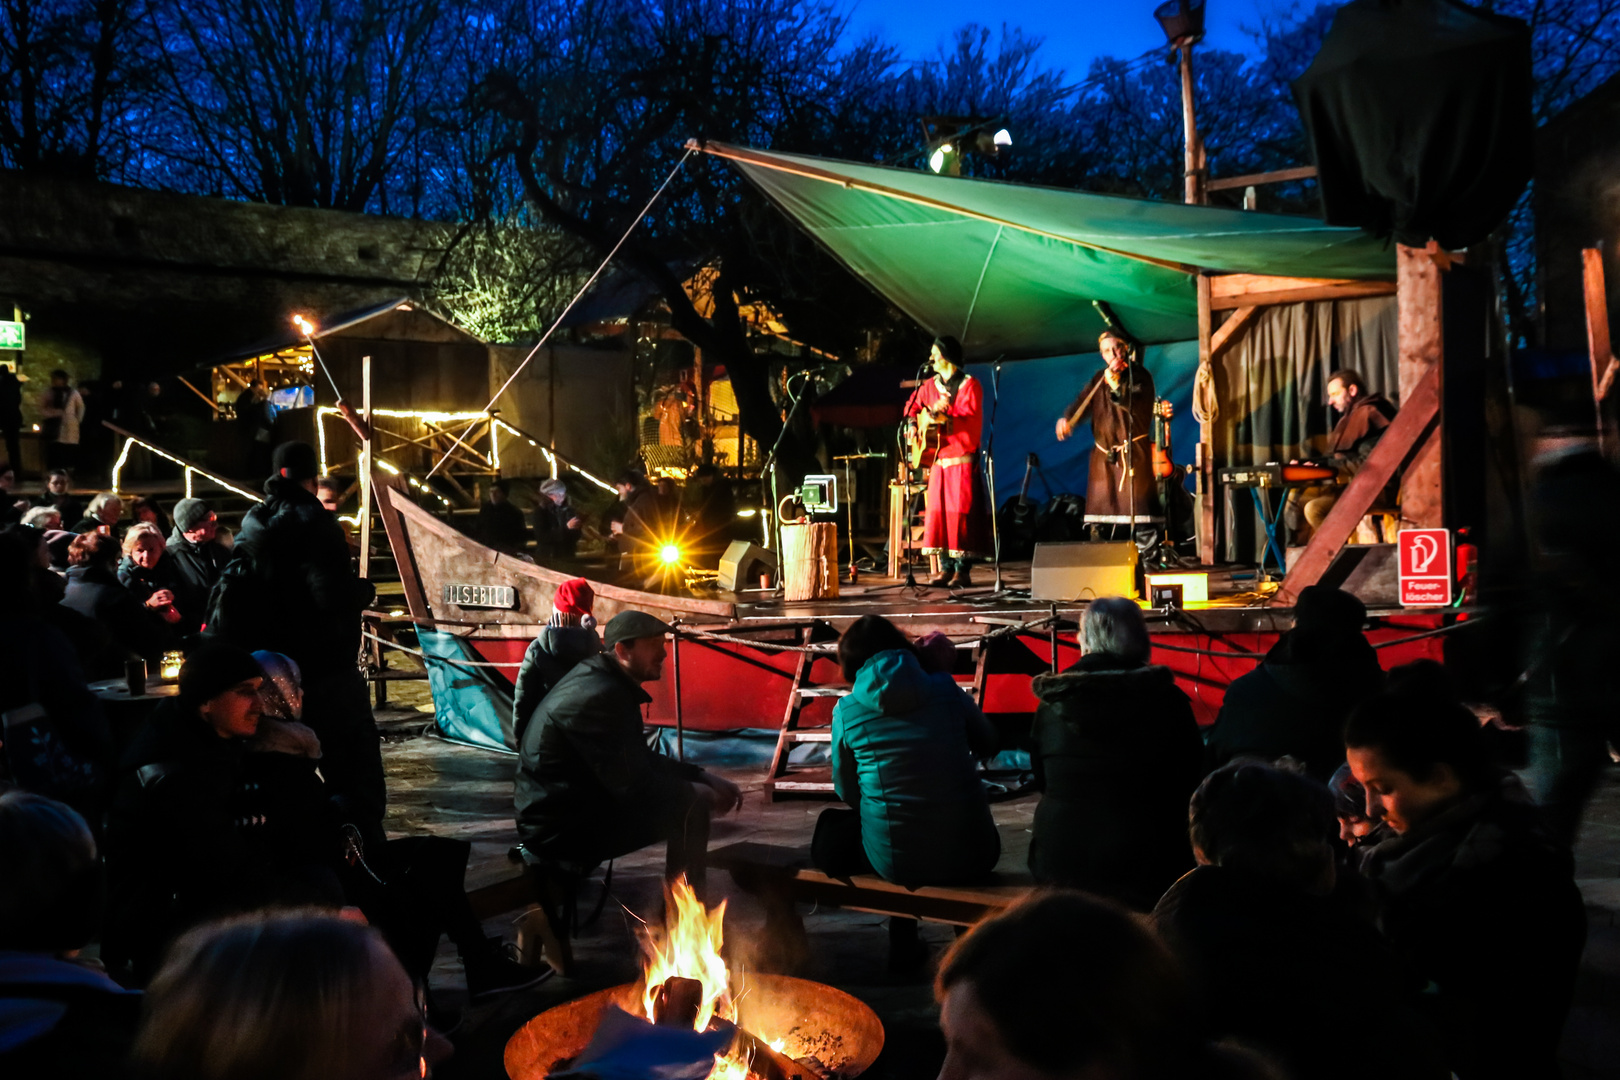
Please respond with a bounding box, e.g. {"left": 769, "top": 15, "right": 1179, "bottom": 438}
{"left": 159, "top": 650, "right": 184, "bottom": 682}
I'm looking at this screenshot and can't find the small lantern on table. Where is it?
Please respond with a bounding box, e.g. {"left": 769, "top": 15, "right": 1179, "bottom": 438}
{"left": 159, "top": 650, "right": 184, "bottom": 682}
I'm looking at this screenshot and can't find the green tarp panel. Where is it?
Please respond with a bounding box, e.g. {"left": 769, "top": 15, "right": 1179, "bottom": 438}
{"left": 700, "top": 143, "right": 1395, "bottom": 360}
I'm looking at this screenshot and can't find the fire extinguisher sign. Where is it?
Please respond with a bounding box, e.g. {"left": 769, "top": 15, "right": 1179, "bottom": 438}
{"left": 1397, "top": 528, "right": 1453, "bottom": 607}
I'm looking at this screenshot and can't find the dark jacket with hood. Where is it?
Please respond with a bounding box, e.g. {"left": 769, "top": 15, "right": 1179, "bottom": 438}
{"left": 0, "top": 952, "right": 142, "bottom": 1080}
{"left": 830, "top": 649, "right": 999, "bottom": 888}
{"left": 1153, "top": 865, "right": 1446, "bottom": 1080}
{"left": 1355, "top": 776, "right": 1586, "bottom": 1080}
{"left": 1205, "top": 626, "right": 1384, "bottom": 780}
{"left": 211, "top": 476, "right": 373, "bottom": 679}
{"left": 1029, "top": 654, "right": 1203, "bottom": 908}
{"left": 102, "top": 699, "right": 340, "bottom": 982}
{"left": 164, "top": 527, "right": 228, "bottom": 632}
{"left": 515, "top": 652, "right": 701, "bottom": 862}
{"left": 510, "top": 625, "right": 602, "bottom": 749}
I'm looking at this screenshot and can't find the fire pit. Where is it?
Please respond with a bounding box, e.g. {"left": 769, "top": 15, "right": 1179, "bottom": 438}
{"left": 504, "top": 878, "right": 884, "bottom": 1080}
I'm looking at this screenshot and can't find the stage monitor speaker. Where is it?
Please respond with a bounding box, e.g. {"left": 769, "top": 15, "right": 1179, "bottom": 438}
{"left": 717, "top": 541, "right": 779, "bottom": 592}
{"left": 1030, "top": 541, "right": 1138, "bottom": 601}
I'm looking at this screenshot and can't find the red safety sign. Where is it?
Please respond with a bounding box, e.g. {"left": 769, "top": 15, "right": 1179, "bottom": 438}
{"left": 1397, "top": 528, "right": 1452, "bottom": 607}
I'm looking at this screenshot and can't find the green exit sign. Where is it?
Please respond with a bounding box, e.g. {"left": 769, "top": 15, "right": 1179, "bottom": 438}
{"left": 0, "top": 321, "right": 22, "bottom": 349}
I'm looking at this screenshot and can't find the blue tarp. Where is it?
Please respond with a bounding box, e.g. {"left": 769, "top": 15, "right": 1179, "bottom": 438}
{"left": 965, "top": 340, "right": 1200, "bottom": 507}
{"left": 419, "top": 628, "right": 517, "bottom": 754}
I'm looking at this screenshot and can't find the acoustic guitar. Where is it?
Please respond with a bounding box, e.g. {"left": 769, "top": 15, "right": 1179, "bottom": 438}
{"left": 904, "top": 409, "right": 948, "bottom": 470}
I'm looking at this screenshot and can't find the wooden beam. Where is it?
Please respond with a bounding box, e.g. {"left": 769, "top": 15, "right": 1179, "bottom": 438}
{"left": 1209, "top": 274, "right": 1397, "bottom": 310}
{"left": 1271, "top": 365, "right": 1442, "bottom": 606}
{"left": 1397, "top": 244, "right": 1444, "bottom": 528}
{"left": 1210, "top": 306, "right": 1260, "bottom": 357}
{"left": 1196, "top": 275, "right": 1216, "bottom": 565}
{"left": 1584, "top": 248, "right": 1618, "bottom": 406}
{"left": 1207, "top": 165, "right": 1318, "bottom": 192}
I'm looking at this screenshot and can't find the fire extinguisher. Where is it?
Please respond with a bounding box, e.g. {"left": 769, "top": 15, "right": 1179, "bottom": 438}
{"left": 1455, "top": 527, "right": 1478, "bottom": 607}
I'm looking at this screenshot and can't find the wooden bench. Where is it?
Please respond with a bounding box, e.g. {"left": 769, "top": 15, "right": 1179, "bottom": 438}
{"left": 710, "top": 839, "right": 1035, "bottom": 931}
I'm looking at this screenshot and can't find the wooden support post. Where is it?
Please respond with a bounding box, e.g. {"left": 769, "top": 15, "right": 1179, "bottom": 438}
{"left": 1196, "top": 274, "right": 1216, "bottom": 564}
{"left": 1398, "top": 245, "right": 1444, "bottom": 527}
{"left": 1272, "top": 366, "right": 1442, "bottom": 606}
{"left": 1178, "top": 43, "right": 1205, "bottom": 206}
{"left": 1583, "top": 248, "right": 1618, "bottom": 455}
{"left": 359, "top": 353, "right": 372, "bottom": 581}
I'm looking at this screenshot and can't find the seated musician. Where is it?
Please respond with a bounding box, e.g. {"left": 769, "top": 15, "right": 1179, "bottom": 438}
{"left": 1288, "top": 369, "right": 1398, "bottom": 544}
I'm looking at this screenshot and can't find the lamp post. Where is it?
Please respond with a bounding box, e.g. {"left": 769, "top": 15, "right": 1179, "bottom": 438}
{"left": 1155, "top": 0, "right": 1207, "bottom": 205}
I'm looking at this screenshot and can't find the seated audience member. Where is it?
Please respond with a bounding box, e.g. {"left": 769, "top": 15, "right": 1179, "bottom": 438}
{"left": 45, "top": 527, "right": 75, "bottom": 569}
{"left": 816, "top": 614, "right": 999, "bottom": 968}
{"left": 75, "top": 491, "right": 122, "bottom": 536}
{"left": 476, "top": 478, "right": 530, "bottom": 556}
{"left": 511, "top": 578, "right": 602, "bottom": 749}
{"left": 0, "top": 792, "right": 142, "bottom": 1080}
{"left": 102, "top": 642, "right": 345, "bottom": 983}
{"left": 21, "top": 504, "right": 60, "bottom": 531}
{"left": 936, "top": 891, "right": 1278, "bottom": 1080}
{"left": 4, "top": 524, "right": 117, "bottom": 682}
{"left": 1346, "top": 684, "right": 1586, "bottom": 1080}
{"left": 118, "top": 522, "right": 184, "bottom": 642}
{"left": 515, "top": 610, "right": 741, "bottom": 894}
{"left": 129, "top": 495, "right": 170, "bottom": 533}
{"left": 131, "top": 911, "right": 452, "bottom": 1080}
{"left": 0, "top": 461, "right": 25, "bottom": 525}
{"left": 533, "top": 478, "right": 583, "bottom": 561}
{"left": 1152, "top": 763, "right": 1444, "bottom": 1080}
{"left": 164, "top": 498, "right": 228, "bottom": 632}
{"left": 42, "top": 469, "right": 84, "bottom": 525}
{"left": 1028, "top": 596, "right": 1203, "bottom": 908}
{"left": 61, "top": 530, "right": 157, "bottom": 666}
{"left": 1206, "top": 585, "right": 1382, "bottom": 780}
{"left": 1328, "top": 760, "right": 1389, "bottom": 849}
{"left": 250, "top": 651, "right": 540, "bottom": 1000}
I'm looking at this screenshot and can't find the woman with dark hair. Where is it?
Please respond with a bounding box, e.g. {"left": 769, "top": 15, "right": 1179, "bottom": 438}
{"left": 102, "top": 641, "right": 346, "bottom": 983}
{"left": 1152, "top": 763, "right": 1445, "bottom": 1080}
{"left": 936, "top": 891, "right": 1277, "bottom": 1080}
{"left": 0, "top": 792, "right": 142, "bottom": 1079}
{"left": 1345, "top": 682, "right": 1586, "bottom": 1080}
{"left": 128, "top": 496, "right": 170, "bottom": 534}
{"left": 901, "top": 335, "right": 990, "bottom": 587}
{"left": 132, "top": 910, "right": 453, "bottom": 1080}
{"left": 815, "top": 614, "right": 999, "bottom": 967}
{"left": 60, "top": 529, "right": 156, "bottom": 666}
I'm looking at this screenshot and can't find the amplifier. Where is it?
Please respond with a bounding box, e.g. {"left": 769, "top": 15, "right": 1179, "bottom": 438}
{"left": 717, "top": 540, "right": 778, "bottom": 592}
{"left": 1030, "top": 541, "right": 1138, "bottom": 601}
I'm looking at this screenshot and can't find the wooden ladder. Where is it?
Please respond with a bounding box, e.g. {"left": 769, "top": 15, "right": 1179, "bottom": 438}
{"left": 763, "top": 629, "right": 990, "bottom": 800}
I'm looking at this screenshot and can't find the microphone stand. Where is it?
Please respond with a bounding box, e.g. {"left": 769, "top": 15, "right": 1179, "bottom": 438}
{"left": 758, "top": 370, "right": 812, "bottom": 561}
{"left": 971, "top": 356, "right": 1026, "bottom": 602}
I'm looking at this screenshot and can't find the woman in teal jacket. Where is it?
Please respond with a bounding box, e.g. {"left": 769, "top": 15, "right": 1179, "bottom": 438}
{"left": 818, "top": 615, "right": 1000, "bottom": 892}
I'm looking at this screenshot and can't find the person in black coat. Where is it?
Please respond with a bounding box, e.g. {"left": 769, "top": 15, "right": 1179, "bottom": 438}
{"left": 0, "top": 792, "right": 143, "bottom": 1080}
{"left": 510, "top": 577, "right": 602, "bottom": 749}
{"left": 1027, "top": 596, "right": 1204, "bottom": 910}
{"left": 60, "top": 531, "right": 156, "bottom": 666}
{"left": 1346, "top": 681, "right": 1586, "bottom": 1080}
{"left": 164, "top": 498, "right": 229, "bottom": 633}
{"left": 533, "top": 478, "right": 583, "bottom": 562}
{"left": 0, "top": 366, "right": 22, "bottom": 471}
{"left": 101, "top": 641, "right": 345, "bottom": 984}
{"left": 42, "top": 470, "right": 85, "bottom": 526}
{"left": 1205, "top": 585, "right": 1383, "bottom": 780}
{"left": 209, "top": 441, "right": 383, "bottom": 845}
{"left": 1152, "top": 762, "right": 1446, "bottom": 1080}
{"left": 116, "top": 522, "right": 185, "bottom": 647}
{"left": 475, "top": 479, "right": 530, "bottom": 556}
{"left": 515, "top": 610, "right": 740, "bottom": 891}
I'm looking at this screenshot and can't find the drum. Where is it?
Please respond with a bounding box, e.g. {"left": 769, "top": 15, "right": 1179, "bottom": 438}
{"left": 780, "top": 521, "right": 840, "bottom": 602}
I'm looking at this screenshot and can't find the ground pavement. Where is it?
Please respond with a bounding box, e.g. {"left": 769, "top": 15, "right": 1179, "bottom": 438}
{"left": 373, "top": 697, "right": 1620, "bottom": 1080}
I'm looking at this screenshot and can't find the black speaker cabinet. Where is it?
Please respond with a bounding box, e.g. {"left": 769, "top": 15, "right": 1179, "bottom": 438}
{"left": 717, "top": 541, "right": 778, "bottom": 592}
{"left": 1030, "top": 541, "right": 1138, "bottom": 601}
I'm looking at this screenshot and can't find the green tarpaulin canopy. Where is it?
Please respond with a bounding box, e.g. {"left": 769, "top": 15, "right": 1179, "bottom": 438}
{"left": 698, "top": 142, "right": 1395, "bottom": 359}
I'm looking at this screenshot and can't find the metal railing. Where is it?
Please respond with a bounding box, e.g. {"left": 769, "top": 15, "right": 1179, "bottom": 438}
{"left": 103, "top": 421, "right": 264, "bottom": 503}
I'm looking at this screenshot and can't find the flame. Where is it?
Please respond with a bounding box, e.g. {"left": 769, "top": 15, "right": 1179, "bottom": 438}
{"left": 640, "top": 876, "right": 733, "bottom": 1033}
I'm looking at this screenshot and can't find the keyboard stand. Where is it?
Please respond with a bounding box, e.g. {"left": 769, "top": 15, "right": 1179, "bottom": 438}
{"left": 1250, "top": 487, "right": 1289, "bottom": 578}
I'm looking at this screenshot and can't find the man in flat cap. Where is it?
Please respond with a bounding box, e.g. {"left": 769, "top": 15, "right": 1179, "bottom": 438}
{"left": 514, "top": 610, "right": 742, "bottom": 893}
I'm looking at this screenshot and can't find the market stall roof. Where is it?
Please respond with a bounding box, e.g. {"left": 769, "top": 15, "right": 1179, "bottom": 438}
{"left": 694, "top": 141, "right": 1396, "bottom": 360}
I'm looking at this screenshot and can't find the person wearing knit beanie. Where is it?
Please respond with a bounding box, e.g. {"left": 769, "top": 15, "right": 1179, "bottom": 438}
{"left": 177, "top": 640, "right": 265, "bottom": 739}
{"left": 550, "top": 577, "right": 596, "bottom": 629}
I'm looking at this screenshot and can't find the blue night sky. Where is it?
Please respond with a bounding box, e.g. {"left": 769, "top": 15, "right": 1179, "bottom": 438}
{"left": 845, "top": 0, "right": 1275, "bottom": 75}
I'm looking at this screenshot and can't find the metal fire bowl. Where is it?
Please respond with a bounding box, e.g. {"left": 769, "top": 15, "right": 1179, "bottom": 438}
{"left": 504, "top": 975, "right": 885, "bottom": 1079}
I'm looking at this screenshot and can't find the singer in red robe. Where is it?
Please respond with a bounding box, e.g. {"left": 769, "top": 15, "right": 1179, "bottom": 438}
{"left": 903, "top": 335, "right": 990, "bottom": 587}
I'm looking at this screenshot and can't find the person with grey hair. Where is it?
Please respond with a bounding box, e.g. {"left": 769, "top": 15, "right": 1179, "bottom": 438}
{"left": 73, "top": 491, "right": 122, "bottom": 537}
{"left": 21, "top": 504, "right": 61, "bottom": 531}
{"left": 0, "top": 791, "right": 144, "bottom": 1077}
{"left": 1027, "top": 596, "right": 1203, "bottom": 908}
